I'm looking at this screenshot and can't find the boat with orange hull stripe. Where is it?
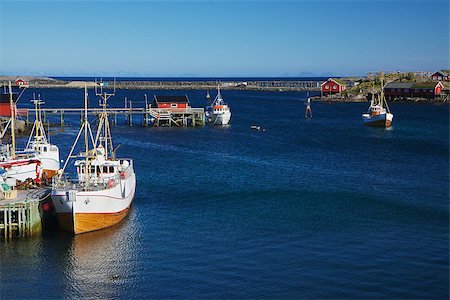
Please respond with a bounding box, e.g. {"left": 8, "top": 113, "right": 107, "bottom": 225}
{"left": 52, "top": 82, "right": 136, "bottom": 234}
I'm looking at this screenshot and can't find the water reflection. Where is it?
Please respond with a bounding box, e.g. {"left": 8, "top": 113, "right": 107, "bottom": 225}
{"left": 64, "top": 209, "right": 139, "bottom": 298}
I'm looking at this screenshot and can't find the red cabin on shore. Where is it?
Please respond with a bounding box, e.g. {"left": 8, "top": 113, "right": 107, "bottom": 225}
{"left": 321, "top": 78, "right": 346, "bottom": 94}
{"left": 430, "top": 71, "right": 449, "bottom": 81}
{"left": 384, "top": 81, "right": 444, "bottom": 99}
{"left": 15, "top": 78, "right": 29, "bottom": 88}
{"left": 151, "top": 95, "right": 190, "bottom": 110}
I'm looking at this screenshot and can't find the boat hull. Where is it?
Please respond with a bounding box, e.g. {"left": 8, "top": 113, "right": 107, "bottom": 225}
{"left": 362, "top": 113, "right": 393, "bottom": 128}
{"left": 207, "top": 111, "right": 231, "bottom": 125}
{"left": 52, "top": 172, "right": 136, "bottom": 234}
{"left": 0, "top": 159, "right": 40, "bottom": 181}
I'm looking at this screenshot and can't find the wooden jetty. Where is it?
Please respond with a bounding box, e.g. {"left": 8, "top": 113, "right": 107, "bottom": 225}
{"left": 0, "top": 188, "right": 51, "bottom": 241}
{"left": 22, "top": 106, "right": 206, "bottom": 127}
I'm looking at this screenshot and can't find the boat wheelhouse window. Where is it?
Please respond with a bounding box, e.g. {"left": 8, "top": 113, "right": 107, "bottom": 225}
{"left": 109, "top": 166, "right": 114, "bottom": 173}
{"left": 43, "top": 147, "right": 47, "bottom": 152}
{"left": 90, "top": 166, "right": 96, "bottom": 173}
{"left": 103, "top": 166, "right": 108, "bottom": 173}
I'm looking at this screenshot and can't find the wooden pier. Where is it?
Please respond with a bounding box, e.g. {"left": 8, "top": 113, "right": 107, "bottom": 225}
{"left": 0, "top": 188, "right": 51, "bottom": 241}
{"left": 22, "top": 106, "right": 206, "bottom": 127}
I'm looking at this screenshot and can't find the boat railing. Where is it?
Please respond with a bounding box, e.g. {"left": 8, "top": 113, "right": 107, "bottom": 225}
{"left": 52, "top": 162, "right": 133, "bottom": 192}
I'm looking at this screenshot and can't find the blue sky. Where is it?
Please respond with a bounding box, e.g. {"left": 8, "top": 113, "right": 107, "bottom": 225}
{"left": 0, "top": 0, "right": 448, "bottom": 77}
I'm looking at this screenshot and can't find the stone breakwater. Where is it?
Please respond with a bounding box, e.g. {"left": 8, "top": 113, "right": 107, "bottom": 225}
{"left": 0, "top": 77, "right": 322, "bottom": 92}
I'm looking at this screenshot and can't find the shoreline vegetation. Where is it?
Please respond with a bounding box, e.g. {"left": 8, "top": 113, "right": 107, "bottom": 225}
{"left": 1, "top": 74, "right": 448, "bottom": 104}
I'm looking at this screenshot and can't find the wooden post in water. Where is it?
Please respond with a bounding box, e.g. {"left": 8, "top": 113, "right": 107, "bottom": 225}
{"left": 144, "top": 94, "right": 148, "bottom": 127}
{"left": 60, "top": 110, "right": 64, "bottom": 126}
{"left": 129, "top": 100, "right": 133, "bottom": 126}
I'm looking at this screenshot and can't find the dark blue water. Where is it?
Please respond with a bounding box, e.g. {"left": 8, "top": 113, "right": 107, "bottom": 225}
{"left": 1, "top": 88, "right": 448, "bottom": 298}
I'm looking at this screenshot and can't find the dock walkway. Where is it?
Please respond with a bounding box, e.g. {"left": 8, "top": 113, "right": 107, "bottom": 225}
{"left": 0, "top": 187, "right": 51, "bottom": 241}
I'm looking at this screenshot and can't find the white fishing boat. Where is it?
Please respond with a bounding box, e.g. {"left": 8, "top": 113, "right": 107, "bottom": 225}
{"left": 52, "top": 85, "right": 136, "bottom": 234}
{"left": 0, "top": 82, "right": 41, "bottom": 182}
{"left": 17, "top": 95, "right": 60, "bottom": 180}
{"left": 206, "top": 91, "right": 210, "bottom": 99}
{"left": 206, "top": 86, "right": 231, "bottom": 125}
{"left": 362, "top": 81, "right": 394, "bottom": 128}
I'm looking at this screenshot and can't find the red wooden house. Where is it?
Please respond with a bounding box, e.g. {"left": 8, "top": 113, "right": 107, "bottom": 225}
{"left": 321, "top": 78, "right": 346, "bottom": 94}
{"left": 151, "top": 95, "right": 190, "bottom": 110}
{"left": 15, "top": 78, "right": 30, "bottom": 88}
{"left": 384, "top": 81, "right": 444, "bottom": 99}
{"left": 430, "top": 71, "right": 449, "bottom": 81}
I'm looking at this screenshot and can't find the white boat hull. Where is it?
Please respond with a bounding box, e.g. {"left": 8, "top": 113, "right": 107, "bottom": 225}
{"left": 51, "top": 171, "right": 136, "bottom": 234}
{"left": 0, "top": 159, "right": 40, "bottom": 181}
{"left": 362, "top": 112, "right": 393, "bottom": 128}
{"left": 208, "top": 111, "right": 231, "bottom": 125}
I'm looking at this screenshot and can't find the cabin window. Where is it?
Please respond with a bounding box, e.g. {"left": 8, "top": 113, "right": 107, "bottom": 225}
{"left": 43, "top": 147, "right": 47, "bottom": 152}
{"left": 109, "top": 166, "right": 114, "bottom": 173}
{"left": 103, "top": 166, "right": 108, "bottom": 173}
{"left": 90, "top": 166, "right": 96, "bottom": 173}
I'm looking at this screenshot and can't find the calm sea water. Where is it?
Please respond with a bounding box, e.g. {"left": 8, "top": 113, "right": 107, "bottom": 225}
{"left": 0, "top": 88, "right": 448, "bottom": 299}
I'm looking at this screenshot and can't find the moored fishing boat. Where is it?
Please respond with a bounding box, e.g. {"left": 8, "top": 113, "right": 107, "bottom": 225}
{"left": 18, "top": 95, "right": 60, "bottom": 181}
{"left": 206, "top": 86, "right": 231, "bottom": 125}
{"left": 362, "top": 81, "right": 394, "bottom": 128}
{"left": 51, "top": 85, "right": 136, "bottom": 234}
{"left": 0, "top": 82, "right": 41, "bottom": 182}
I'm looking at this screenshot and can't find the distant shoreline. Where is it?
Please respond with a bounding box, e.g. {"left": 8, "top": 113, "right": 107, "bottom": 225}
{"left": 1, "top": 75, "right": 448, "bottom": 104}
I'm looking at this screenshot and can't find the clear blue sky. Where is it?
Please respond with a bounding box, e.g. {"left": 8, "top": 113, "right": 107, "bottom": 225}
{"left": 0, "top": 0, "right": 448, "bottom": 77}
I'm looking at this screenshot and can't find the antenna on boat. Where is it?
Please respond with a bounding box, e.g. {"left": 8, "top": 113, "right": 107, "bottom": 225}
{"left": 94, "top": 78, "right": 116, "bottom": 160}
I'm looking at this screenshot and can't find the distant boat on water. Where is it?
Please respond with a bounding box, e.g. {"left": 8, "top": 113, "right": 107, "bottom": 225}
{"left": 206, "top": 91, "right": 210, "bottom": 99}
{"left": 362, "top": 81, "right": 394, "bottom": 128}
{"left": 206, "top": 86, "right": 231, "bottom": 125}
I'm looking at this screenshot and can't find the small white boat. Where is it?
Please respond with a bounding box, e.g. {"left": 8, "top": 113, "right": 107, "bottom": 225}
{"left": 206, "top": 91, "right": 210, "bottom": 99}
{"left": 206, "top": 86, "right": 231, "bottom": 125}
{"left": 52, "top": 85, "right": 136, "bottom": 234}
{"left": 362, "top": 81, "right": 394, "bottom": 128}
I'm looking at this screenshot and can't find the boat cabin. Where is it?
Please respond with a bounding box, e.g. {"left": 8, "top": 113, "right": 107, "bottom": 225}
{"left": 151, "top": 95, "right": 190, "bottom": 110}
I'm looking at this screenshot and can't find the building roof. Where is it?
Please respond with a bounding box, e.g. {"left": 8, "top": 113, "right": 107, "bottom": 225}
{"left": 411, "top": 82, "right": 441, "bottom": 89}
{"left": 384, "top": 82, "right": 414, "bottom": 89}
{"left": 431, "top": 71, "right": 449, "bottom": 76}
{"left": 153, "top": 95, "right": 190, "bottom": 103}
{"left": 321, "top": 78, "right": 346, "bottom": 86}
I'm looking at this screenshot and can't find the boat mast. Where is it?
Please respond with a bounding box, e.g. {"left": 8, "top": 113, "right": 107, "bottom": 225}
{"left": 84, "top": 86, "right": 89, "bottom": 187}
{"left": 94, "top": 78, "right": 115, "bottom": 160}
{"left": 9, "top": 82, "right": 16, "bottom": 159}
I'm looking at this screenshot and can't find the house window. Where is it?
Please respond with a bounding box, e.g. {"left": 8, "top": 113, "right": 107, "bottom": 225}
{"left": 325, "top": 85, "right": 329, "bottom": 89}
{"left": 404, "top": 89, "right": 409, "bottom": 92}
{"left": 171, "top": 103, "right": 177, "bottom": 107}
{"left": 333, "top": 86, "right": 337, "bottom": 90}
